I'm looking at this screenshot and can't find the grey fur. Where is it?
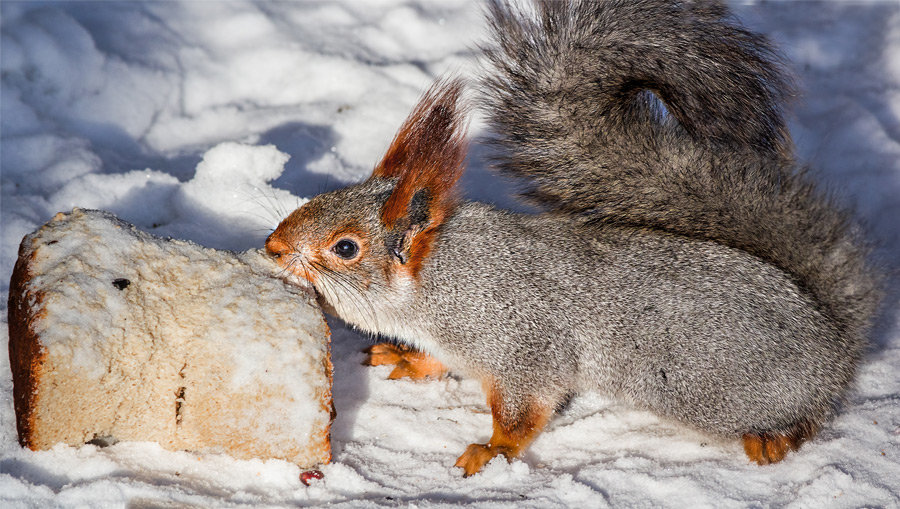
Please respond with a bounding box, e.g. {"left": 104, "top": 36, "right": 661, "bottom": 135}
{"left": 269, "top": 0, "right": 882, "bottom": 461}
{"left": 480, "top": 0, "right": 881, "bottom": 351}
{"left": 421, "top": 205, "right": 854, "bottom": 436}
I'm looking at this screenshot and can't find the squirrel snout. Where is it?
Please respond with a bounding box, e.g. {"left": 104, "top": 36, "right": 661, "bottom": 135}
{"left": 265, "top": 233, "right": 319, "bottom": 286}
{"left": 265, "top": 235, "right": 292, "bottom": 261}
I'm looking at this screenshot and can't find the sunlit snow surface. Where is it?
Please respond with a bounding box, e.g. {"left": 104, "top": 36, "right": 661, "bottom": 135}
{"left": 2, "top": 1, "right": 899, "bottom": 507}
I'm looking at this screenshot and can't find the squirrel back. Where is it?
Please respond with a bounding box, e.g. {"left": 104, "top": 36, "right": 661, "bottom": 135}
{"left": 481, "top": 0, "right": 881, "bottom": 346}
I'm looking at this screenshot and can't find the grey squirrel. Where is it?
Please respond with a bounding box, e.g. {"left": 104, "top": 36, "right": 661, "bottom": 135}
{"left": 266, "top": 0, "right": 881, "bottom": 476}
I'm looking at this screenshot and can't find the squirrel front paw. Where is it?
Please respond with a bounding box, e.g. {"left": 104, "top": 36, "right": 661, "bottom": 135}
{"left": 362, "top": 343, "right": 448, "bottom": 380}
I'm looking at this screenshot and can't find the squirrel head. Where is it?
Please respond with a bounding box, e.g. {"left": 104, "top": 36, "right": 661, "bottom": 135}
{"left": 266, "top": 77, "right": 468, "bottom": 330}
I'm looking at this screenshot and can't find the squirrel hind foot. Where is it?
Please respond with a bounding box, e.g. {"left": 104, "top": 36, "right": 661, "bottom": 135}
{"left": 454, "top": 388, "right": 555, "bottom": 476}
{"left": 362, "top": 343, "right": 448, "bottom": 380}
{"left": 742, "top": 421, "right": 818, "bottom": 465}
{"left": 742, "top": 434, "right": 796, "bottom": 465}
{"left": 455, "top": 443, "right": 514, "bottom": 477}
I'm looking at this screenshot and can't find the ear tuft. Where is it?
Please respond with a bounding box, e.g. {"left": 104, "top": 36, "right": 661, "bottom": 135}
{"left": 373, "top": 76, "right": 470, "bottom": 230}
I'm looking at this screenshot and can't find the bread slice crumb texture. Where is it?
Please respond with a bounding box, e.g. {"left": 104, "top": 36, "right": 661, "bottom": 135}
{"left": 8, "top": 208, "right": 333, "bottom": 468}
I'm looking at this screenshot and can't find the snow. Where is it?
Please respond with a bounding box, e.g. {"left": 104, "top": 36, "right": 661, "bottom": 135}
{"left": 1, "top": 0, "right": 899, "bottom": 507}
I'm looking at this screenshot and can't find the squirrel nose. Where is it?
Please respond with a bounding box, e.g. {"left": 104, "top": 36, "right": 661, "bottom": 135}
{"left": 265, "top": 235, "right": 291, "bottom": 260}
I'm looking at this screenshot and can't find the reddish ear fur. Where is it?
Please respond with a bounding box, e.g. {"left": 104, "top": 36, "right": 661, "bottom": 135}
{"left": 372, "top": 77, "right": 469, "bottom": 276}
{"left": 374, "top": 77, "right": 469, "bottom": 226}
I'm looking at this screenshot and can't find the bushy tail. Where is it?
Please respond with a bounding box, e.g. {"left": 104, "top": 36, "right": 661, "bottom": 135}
{"left": 481, "top": 0, "right": 881, "bottom": 343}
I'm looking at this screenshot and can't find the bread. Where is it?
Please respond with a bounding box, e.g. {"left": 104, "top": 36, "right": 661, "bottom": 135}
{"left": 7, "top": 209, "right": 333, "bottom": 468}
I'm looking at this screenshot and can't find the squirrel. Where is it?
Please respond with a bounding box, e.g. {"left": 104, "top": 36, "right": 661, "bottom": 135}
{"left": 265, "top": 0, "right": 882, "bottom": 476}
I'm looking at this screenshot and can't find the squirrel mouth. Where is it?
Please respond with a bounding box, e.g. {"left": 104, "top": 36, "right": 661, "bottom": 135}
{"left": 270, "top": 260, "right": 318, "bottom": 297}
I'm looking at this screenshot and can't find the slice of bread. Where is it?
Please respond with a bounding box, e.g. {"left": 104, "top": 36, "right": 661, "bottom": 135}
{"left": 7, "top": 209, "right": 333, "bottom": 468}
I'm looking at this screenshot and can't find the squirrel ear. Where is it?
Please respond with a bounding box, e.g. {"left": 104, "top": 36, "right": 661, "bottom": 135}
{"left": 385, "top": 188, "right": 430, "bottom": 265}
{"left": 373, "top": 76, "right": 468, "bottom": 227}
{"left": 372, "top": 77, "right": 469, "bottom": 275}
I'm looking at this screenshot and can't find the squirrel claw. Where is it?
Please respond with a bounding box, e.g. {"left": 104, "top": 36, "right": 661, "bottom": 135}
{"left": 455, "top": 443, "right": 510, "bottom": 477}
{"left": 363, "top": 342, "right": 448, "bottom": 380}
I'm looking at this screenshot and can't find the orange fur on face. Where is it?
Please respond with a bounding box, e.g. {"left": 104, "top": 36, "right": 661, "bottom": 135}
{"left": 265, "top": 234, "right": 319, "bottom": 284}
{"left": 371, "top": 77, "right": 469, "bottom": 278}
{"left": 266, "top": 202, "right": 371, "bottom": 285}
{"left": 265, "top": 236, "right": 292, "bottom": 261}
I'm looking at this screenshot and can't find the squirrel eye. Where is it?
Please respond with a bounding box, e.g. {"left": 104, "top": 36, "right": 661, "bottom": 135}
{"left": 332, "top": 239, "right": 359, "bottom": 260}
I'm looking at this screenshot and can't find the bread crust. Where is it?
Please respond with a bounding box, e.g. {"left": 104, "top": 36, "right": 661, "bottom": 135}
{"left": 8, "top": 233, "right": 45, "bottom": 449}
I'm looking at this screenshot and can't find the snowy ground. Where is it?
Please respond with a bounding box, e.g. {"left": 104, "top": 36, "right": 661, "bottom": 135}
{"left": 2, "top": 1, "right": 899, "bottom": 507}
